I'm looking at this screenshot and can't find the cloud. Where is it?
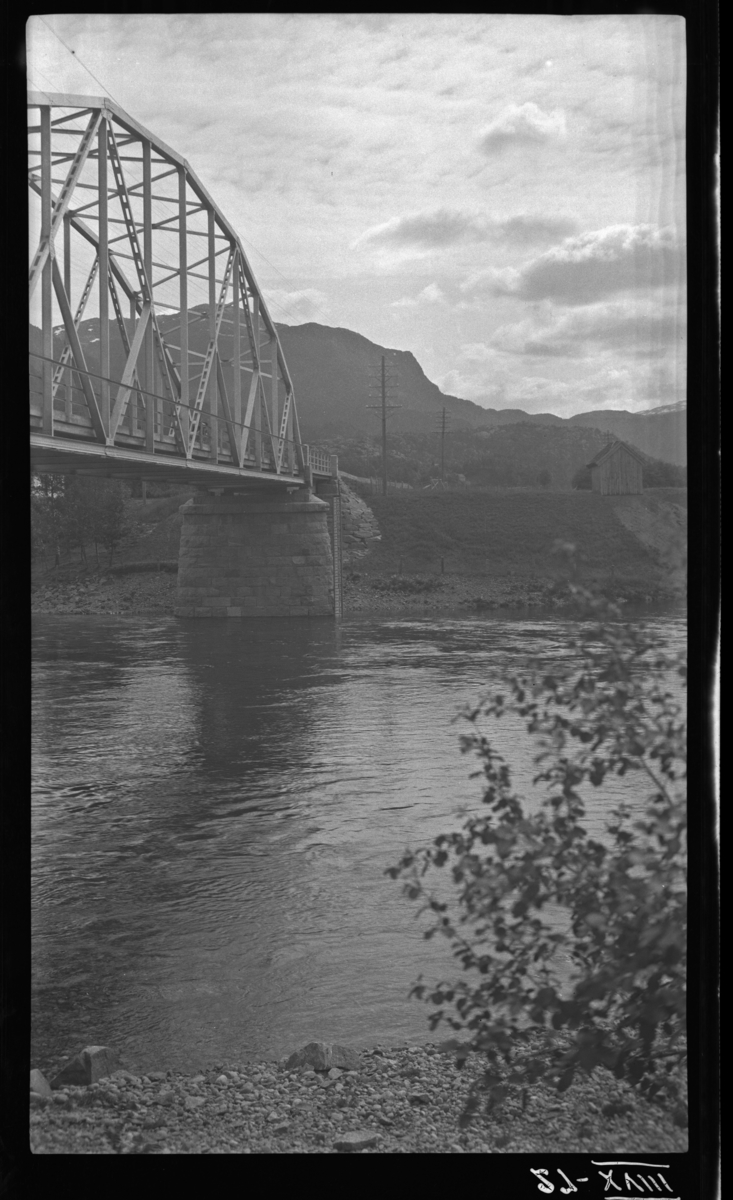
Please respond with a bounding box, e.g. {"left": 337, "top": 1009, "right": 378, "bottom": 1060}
{"left": 490, "top": 300, "right": 684, "bottom": 359}
{"left": 391, "top": 282, "right": 446, "bottom": 308}
{"left": 265, "top": 288, "right": 328, "bottom": 322}
{"left": 436, "top": 310, "right": 686, "bottom": 415}
{"left": 497, "top": 214, "right": 578, "bottom": 244}
{"left": 437, "top": 358, "right": 678, "bottom": 418}
{"left": 355, "top": 209, "right": 579, "bottom": 253}
{"left": 457, "top": 342, "right": 503, "bottom": 365}
{"left": 436, "top": 369, "right": 506, "bottom": 404}
{"left": 478, "top": 102, "right": 567, "bottom": 152}
{"left": 354, "top": 209, "right": 488, "bottom": 250}
{"left": 464, "top": 225, "right": 684, "bottom": 305}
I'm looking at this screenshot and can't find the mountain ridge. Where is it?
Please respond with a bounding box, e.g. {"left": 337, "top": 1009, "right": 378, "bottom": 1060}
{"left": 29, "top": 313, "right": 686, "bottom": 465}
{"left": 275, "top": 322, "right": 686, "bottom": 464}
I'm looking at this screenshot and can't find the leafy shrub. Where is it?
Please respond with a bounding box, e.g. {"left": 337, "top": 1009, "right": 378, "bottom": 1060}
{"left": 388, "top": 584, "right": 686, "bottom": 1123}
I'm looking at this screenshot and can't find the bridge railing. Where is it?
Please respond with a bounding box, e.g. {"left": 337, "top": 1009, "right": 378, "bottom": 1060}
{"left": 31, "top": 346, "right": 337, "bottom": 483}
{"left": 303, "top": 446, "right": 335, "bottom": 477}
{"left": 30, "top": 351, "right": 306, "bottom": 477}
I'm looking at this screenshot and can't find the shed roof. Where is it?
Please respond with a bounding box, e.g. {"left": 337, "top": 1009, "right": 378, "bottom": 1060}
{"left": 586, "top": 439, "right": 647, "bottom": 469}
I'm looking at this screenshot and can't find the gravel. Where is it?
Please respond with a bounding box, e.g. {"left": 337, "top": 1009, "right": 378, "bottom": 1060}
{"left": 29, "top": 1043, "right": 688, "bottom": 1155}
{"left": 31, "top": 561, "right": 677, "bottom": 620}
{"left": 31, "top": 571, "right": 177, "bottom": 616}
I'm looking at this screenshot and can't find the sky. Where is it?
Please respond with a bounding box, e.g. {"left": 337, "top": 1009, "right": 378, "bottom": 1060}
{"left": 27, "top": 13, "right": 687, "bottom": 417}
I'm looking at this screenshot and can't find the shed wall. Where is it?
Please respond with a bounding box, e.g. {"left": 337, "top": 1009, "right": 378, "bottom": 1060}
{"left": 598, "top": 448, "right": 643, "bottom": 495}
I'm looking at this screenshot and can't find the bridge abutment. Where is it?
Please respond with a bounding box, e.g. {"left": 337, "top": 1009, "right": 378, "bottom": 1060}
{"left": 174, "top": 490, "right": 334, "bottom": 618}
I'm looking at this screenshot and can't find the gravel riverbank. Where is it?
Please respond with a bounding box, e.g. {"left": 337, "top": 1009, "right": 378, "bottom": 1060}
{"left": 30, "top": 568, "right": 675, "bottom": 619}
{"left": 29, "top": 1041, "right": 687, "bottom": 1155}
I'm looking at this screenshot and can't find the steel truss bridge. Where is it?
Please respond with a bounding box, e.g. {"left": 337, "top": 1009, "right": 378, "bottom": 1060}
{"left": 28, "top": 93, "right": 333, "bottom": 491}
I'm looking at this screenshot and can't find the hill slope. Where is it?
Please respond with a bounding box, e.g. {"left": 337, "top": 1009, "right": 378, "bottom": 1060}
{"left": 30, "top": 315, "right": 686, "bottom": 462}
{"left": 359, "top": 491, "right": 666, "bottom": 581}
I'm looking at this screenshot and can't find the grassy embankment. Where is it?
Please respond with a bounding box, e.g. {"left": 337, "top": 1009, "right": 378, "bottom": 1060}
{"left": 31, "top": 486, "right": 687, "bottom": 614}
{"left": 353, "top": 489, "right": 686, "bottom": 595}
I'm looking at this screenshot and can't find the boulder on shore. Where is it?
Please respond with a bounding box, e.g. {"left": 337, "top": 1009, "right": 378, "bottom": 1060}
{"left": 285, "top": 1042, "right": 360, "bottom": 1072}
{"left": 333, "top": 1129, "right": 382, "bottom": 1152}
{"left": 50, "top": 1045, "right": 120, "bottom": 1088}
{"left": 30, "top": 1069, "right": 53, "bottom": 1098}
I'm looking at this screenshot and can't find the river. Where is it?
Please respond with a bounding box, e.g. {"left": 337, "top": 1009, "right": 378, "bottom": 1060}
{"left": 31, "top": 608, "right": 685, "bottom": 1074}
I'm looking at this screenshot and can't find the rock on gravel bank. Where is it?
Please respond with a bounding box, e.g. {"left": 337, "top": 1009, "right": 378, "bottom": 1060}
{"left": 30, "top": 1042, "right": 688, "bottom": 1155}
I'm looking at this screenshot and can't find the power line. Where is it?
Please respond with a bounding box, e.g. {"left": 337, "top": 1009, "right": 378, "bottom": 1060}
{"left": 38, "top": 17, "right": 125, "bottom": 109}
{"left": 28, "top": 65, "right": 59, "bottom": 96}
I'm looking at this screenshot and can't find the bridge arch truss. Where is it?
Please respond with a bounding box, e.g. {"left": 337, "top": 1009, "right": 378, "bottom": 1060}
{"left": 28, "top": 92, "right": 318, "bottom": 490}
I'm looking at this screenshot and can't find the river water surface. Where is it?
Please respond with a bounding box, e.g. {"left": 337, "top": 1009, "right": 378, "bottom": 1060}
{"left": 32, "top": 609, "right": 684, "bottom": 1073}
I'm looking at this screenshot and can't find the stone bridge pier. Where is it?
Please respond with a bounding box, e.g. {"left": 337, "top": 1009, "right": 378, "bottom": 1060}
{"left": 174, "top": 486, "right": 336, "bottom": 618}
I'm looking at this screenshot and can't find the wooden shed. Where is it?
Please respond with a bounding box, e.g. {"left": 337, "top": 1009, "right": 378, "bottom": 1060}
{"left": 586, "top": 439, "right": 645, "bottom": 495}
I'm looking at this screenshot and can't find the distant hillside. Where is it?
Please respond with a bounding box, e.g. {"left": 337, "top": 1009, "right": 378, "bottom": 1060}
{"left": 459, "top": 423, "right": 613, "bottom": 490}
{"left": 274, "top": 322, "right": 495, "bottom": 435}
{"left": 327, "top": 424, "right": 686, "bottom": 492}
{"left": 275, "top": 323, "right": 685, "bottom": 464}
{"left": 458, "top": 424, "right": 686, "bottom": 490}
{"left": 567, "top": 404, "right": 686, "bottom": 465}
{"left": 29, "top": 314, "right": 686, "bottom": 463}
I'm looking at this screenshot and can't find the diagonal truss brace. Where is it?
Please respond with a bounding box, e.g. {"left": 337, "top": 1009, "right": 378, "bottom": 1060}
{"left": 234, "top": 260, "right": 281, "bottom": 468}
{"left": 51, "top": 257, "right": 106, "bottom": 442}
{"left": 186, "top": 246, "right": 235, "bottom": 457}
{"left": 107, "top": 271, "right": 145, "bottom": 430}
{"left": 106, "top": 124, "right": 151, "bottom": 302}
{"left": 28, "top": 173, "right": 139, "bottom": 306}
{"left": 106, "top": 125, "right": 185, "bottom": 450}
{"left": 259, "top": 370, "right": 279, "bottom": 469}
{"left": 148, "top": 308, "right": 187, "bottom": 452}
{"left": 109, "top": 303, "right": 151, "bottom": 439}
{"left": 29, "top": 109, "right": 103, "bottom": 299}
{"left": 215, "top": 354, "right": 244, "bottom": 467}
{"left": 52, "top": 257, "right": 99, "bottom": 396}
{"left": 276, "top": 390, "right": 293, "bottom": 473}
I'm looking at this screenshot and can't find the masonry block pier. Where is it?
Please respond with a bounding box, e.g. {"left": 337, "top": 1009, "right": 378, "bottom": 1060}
{"left": 174, "top": 490, "right": 335, "bottom": 618}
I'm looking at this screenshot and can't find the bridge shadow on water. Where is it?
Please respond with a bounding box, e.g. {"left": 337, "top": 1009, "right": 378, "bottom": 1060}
{"left": 32, "top": 615, "right": 391, "bottom": 1073}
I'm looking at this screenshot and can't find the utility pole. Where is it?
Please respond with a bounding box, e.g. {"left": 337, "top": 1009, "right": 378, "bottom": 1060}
{"left": 366, "top": 355, "right": 401, "bottom": 496}
{"left": 433, "top": 406, "right": 450, "bottom": 486}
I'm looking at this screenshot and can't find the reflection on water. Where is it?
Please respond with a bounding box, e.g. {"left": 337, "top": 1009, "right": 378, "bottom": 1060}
{"left": 32, "top": 609, "right": 685, "bottom": 1072}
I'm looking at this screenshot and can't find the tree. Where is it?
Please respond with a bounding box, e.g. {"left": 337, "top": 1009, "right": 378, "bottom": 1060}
{"left": 30, "top": 475, "right": 129, "bottom": 567}
{"left": 89, "top": 480, "right": 128, "bottom": 565}
{"left": 59, "top": 478, "right": 93, "bottom": 564}
{"left": 388, "top": 583, "right": 686, "bottom": 1123}
{"left": 31, "top": 474, "right": 66, "bottom": 565}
